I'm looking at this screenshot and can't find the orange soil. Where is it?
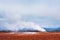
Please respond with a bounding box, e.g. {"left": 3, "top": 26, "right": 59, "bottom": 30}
{"left": 0, "top": 32, "right": 60, "bottom": 40}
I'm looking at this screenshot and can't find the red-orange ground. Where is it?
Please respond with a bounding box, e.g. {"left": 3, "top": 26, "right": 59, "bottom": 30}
{"left": 0, "top": 32, "right": 60, "bottom": 40}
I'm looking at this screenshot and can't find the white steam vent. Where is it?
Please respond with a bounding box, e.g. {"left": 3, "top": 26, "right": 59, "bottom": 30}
{"left": 20, "top": 22, "right": 46, "bottom": 32}
{"left": 0, "top": 11, "right": 46, "bottom": 32}
{"left": 0, "top": 18, "right": 46, "bottom": 32}
{"left": 6, "top": 22, "right": 46, "bottom": 32}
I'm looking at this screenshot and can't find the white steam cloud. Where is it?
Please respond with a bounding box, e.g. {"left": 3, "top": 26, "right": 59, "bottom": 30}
{"left": 0, "top": 0, "right": 60, "bottom": 31}
{"left": 0, "top": 11, "right": 46, "bottom": 32}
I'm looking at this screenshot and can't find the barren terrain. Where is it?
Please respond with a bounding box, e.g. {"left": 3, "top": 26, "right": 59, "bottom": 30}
{"left": 0, "top": 32, "right": 60, "bottom": 40}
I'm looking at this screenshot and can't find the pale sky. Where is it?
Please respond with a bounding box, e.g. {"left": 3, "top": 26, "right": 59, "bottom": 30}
{"left": 0, "top": 0, "right": 60, "bottom": 31}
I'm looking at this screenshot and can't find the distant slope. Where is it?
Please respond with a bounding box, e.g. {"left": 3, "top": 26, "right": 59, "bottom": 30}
{"left": 44, "top": 28, "right": 60, "bottom": 32}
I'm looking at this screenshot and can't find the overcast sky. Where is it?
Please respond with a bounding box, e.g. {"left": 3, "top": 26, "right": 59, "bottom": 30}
{"left": 0, "top": 0, "right": 60, "bottom": 30}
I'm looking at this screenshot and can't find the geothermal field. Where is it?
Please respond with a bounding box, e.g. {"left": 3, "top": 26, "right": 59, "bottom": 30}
{"left": 0, "top": 32, "right": 60, "bottom": 40}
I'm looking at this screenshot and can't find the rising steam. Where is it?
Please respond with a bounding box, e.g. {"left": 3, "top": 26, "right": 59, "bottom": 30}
{"left": 0, "top": 19, "right": 46, "bottom": 32}
{"left": 0, "top": 10, "right": 46, "bottom": 32}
